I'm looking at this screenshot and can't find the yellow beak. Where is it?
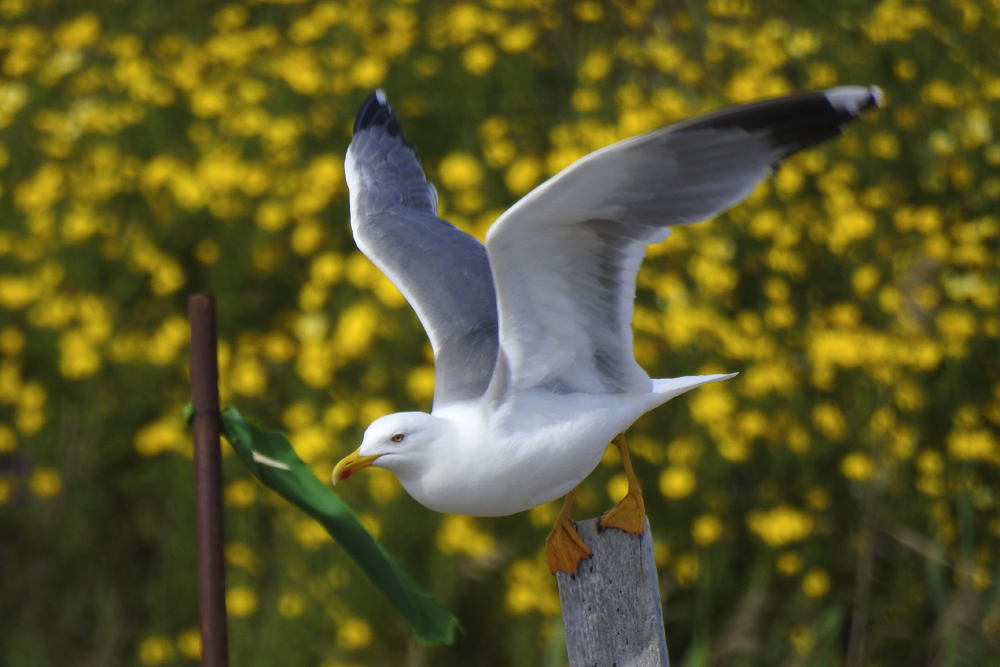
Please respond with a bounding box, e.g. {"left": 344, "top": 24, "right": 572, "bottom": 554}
{"left": 332, "top": 449, "right": 382, "bottom": 485}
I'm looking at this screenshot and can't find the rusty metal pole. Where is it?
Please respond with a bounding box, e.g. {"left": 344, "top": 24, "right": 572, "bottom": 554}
{"left": 188, "top": 294, "right": 229, "bottom": 667}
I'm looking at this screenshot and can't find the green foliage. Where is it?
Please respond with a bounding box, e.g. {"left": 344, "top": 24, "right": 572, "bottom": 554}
{"left": 1, "top": 0, "right": 1000, "bottom": 665}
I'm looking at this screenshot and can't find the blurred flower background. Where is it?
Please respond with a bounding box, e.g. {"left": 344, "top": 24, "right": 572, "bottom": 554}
{"left": 1, "top": 0, "right": 999, "bottom": 665}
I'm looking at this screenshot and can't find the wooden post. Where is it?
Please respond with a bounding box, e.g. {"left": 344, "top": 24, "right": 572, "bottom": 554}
{"left": 555, "top": 518, "right": 669, "bottom": 667}
{"left": 188, "top": 295, "right": 229, "bottom": 667}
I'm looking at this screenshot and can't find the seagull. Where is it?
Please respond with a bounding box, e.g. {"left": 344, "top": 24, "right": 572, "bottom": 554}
{"left": 333, "top": 86, "right": 881, "bottom": 574}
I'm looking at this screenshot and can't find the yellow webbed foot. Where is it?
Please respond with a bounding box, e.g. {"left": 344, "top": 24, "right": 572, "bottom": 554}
{"left": 545, "top": 517, "right": 592, "bottom": 575}
{"left": 545, "top": 488, "right": 592, "bottom": 575}
{"left": 599, "top": 488, "right": 646, "bottom": 535}
{"left": 598, "top": 432, "right": 646, "bottom": 535}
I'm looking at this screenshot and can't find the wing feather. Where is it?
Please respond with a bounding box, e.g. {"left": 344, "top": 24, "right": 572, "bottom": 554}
{"left": 347, "top": 92, "right": 499, "bottom": 407}
{"left": 485, "top": 86, "right": 881, "bottom": 394}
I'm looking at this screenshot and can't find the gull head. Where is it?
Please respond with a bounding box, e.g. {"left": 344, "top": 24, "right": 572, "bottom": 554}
{"left": 332, "top": 411, "right": 449, "bottom": 486}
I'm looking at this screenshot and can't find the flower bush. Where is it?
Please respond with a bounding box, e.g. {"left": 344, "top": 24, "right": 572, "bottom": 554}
{"left": 1, "top": 0, "right": 998, "bottom": 665}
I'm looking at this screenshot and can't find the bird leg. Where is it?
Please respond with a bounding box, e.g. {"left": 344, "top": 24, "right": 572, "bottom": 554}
{"left": 599, "top": 433, "right": 646, "bottom": 535}
{"left": 545, "top": 487, "right": 592, "bottom": 575}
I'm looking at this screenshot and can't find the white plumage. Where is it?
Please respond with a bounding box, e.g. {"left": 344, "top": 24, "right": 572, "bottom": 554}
{"left": 334, "top": 86, "right": 881, "bottom": 518}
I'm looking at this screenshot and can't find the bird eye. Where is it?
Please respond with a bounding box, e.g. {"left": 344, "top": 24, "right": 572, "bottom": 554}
{"left": 390, "top": 433, "right": 404, "bottom": 443}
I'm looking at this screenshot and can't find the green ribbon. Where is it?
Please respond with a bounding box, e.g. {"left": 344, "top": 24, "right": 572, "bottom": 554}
{"left": 188, "top": 405, "right": 458, "bottom": 645}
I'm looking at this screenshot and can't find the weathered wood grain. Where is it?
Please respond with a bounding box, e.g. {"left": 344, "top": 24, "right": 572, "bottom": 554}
{"left": 556, "top": 517, "right": 669, "bottom": 667}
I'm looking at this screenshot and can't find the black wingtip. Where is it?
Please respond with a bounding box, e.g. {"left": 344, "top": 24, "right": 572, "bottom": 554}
{"left": 678, "top": 85, "right": 882, "bottom": 159}
{"left": 353, "top": 89, "right": 411, "bottom": 147}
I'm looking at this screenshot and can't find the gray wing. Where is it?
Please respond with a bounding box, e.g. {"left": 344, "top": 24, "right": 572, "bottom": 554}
{"left": 346, "top": 92, "right": 498, "bottom": 407}
{"left": 485, "top": 86, "right": 882, "bottom": 395}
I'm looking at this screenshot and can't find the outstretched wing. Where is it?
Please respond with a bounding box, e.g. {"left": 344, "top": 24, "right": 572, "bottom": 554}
{"left": 485, "top": 86, "right": 882, "bottom": 394}
{"left": 346, "top": 92, "right": 499, "bottom": 407}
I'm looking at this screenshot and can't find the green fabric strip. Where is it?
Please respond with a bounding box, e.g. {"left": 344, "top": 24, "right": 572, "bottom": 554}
{"left": 192, "top": 405, "right": 458, "bottom": 645}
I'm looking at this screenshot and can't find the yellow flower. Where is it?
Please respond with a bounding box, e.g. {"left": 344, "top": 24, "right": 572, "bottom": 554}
{"left": 579, "top": 48, "right": 612, "bottom": 82}
{"left": 278, "top": 592, "right": 305, "bottom": 618}
{"left": 175, "top": 628, "right": 201, "bottom": 660}
{"left": 483, "top": 137, "right": 513, "bottom": 168}
{"left": 226, "top": 586, "right": 258, "bottom": 617}
{"left": 498, "top": 23, "right": 536, "bottom": 53}
{"left": 692, "top": 514, "right": 723, "bottom": 546}
{"left": 332, "top": 302, "right": 378, "bottom": 358}
{"left": 870, "top": 132, "right": 900, "bottom": 159}
{"left": 190, "top": 87, "right": 227, "bottom": 118}
{"left": 921, "top": 79, "right": 961, "bottom": 108}
{"left": 446, "top": 3, "right": 484, "bottom": 45}
{"left": 296, "top": 342, "right": 333, "bottom": 388}
{"left": 146, "top": 315, "right": 189, "bottom": 365}
{"left": 291, "top": 220, "right": 325, "bottom": 256}
{"left": 812, "top": 402, "right": 846, "bottom": 441}
{"left": 807, "top": 62, "right": 838, "bottom": 88}
{"left": 262, "top": 333, "right": 296, "bottom": 363}
{"left": 135, "top": 415, "right": 188, "bottom": 457}
{"left": 659, "top": 466, "right": 696, "bottom": 499}
{"left": 351, "top": 56, "right": 387, "bottom": 88}
{"left": 256, "top": 200, "right": 288, "bottom": 231}
{"left": 436, "top": 514, "right": 496, "bottom": 559}
{"left": 56, "top": 329, "right": 101, "bottom": 379}
{"left": 293, "top": 517, "right": 333, "bottom": 550}
{"left": 504, "top": 156, "right": 543, "bottom": 195}
{"left": 337, "top": 617, "right": 373, "bottom": 651}
{"left": 0, "top": 424, "right": 15, "bottom": 453}
{"left": 888, "top": 57, "right": 917, "bottom": 81}
{"left": 936, "top": 308, "right": 976, "bottom": 341}
{"left": 0, "top": 275, "right": 41, "bottom": 309}
{"left": 852, "top": 264, "right": 880, "bottom": 298}
{"left": 290, "top": 425, "right": 328, "bottom": 464}
{"left": 462, "top": 42, "right": 496, "bottom": 75}
{"left": 776, "top": 551, "right": 803, "bottom": 576}
{"left": 573, "top": 1, "right": 604, "bottom": 21}
{"left": 606, "top": 473, "right": 629, "bottom": 502}
{"left": 841, "top": 453, "right": 875, "bottom": 481}
{"left": 673, "top": 553, "right": 699, "bottom": 586}
{"left": 359, "top": 398, "right": 394, "bottom": 425}
{"left": 528, "top": 501, "right": 558, "bottom": 528}
{"left": 320, "top": 404, "right": 352, "bottom": 433}
{"left": 14, "top": 162, "right": 64, "bottom": 214}
{"left": 367, "top": 468, "right": 402, "bottom": 504}
{"left": 504, "top": 559, "right": 560, "bottom": 615}
{"left": 225, "top": 542, "right": 260, "bottom": 573}
{"left": 689, "top": 385, "right": 735, "bottom": 424}
{"left": 138, "top": 635, "right": 174, "bottom": 665}
{"left": 0, "top": 326, "right": 25, "bottom": 355}
{"left": 828, "top": 207, "right": 877, "bottom": 253}
{"left": 224, "top": 479, "right": 257, "bottom": 508}
{"left": 29, "top": 467, "right": 62, "bottom": 497}
{"left": 54, "top": 13, "right": 101, "bottom": 49}
{"left": 746, "top": 505, "right": 814, "bottom": 547}
{"left": 282, "top": 401, "right": 315, "bottom": 430}
{"left": 230, "top": 356, "right": 267, "bottom": 396}
{"left": 572, "top": 87, "right": 601, "bottom": 113}
{"left": 406, "top": 366, "right": 435, "bottom": 402}
{"left": 947, "top": 429, "right": 997, "bottom": 461}
{"left": 801, "top": 568, "right": 830, "bottom": 597}
{"left": 438, "top": 152, "right": 483, "bottom": 191}
{"left": 789, "top": 624, "right": 814, "bottom": 655}
{"left": 666, "top": 437, "right": 699, "bottom": 465}
{"left": 787, "top": 425, "right": 810, "bottom": 453}
{"left": 309, "top": 252, "right": 343, "bottom": 286}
